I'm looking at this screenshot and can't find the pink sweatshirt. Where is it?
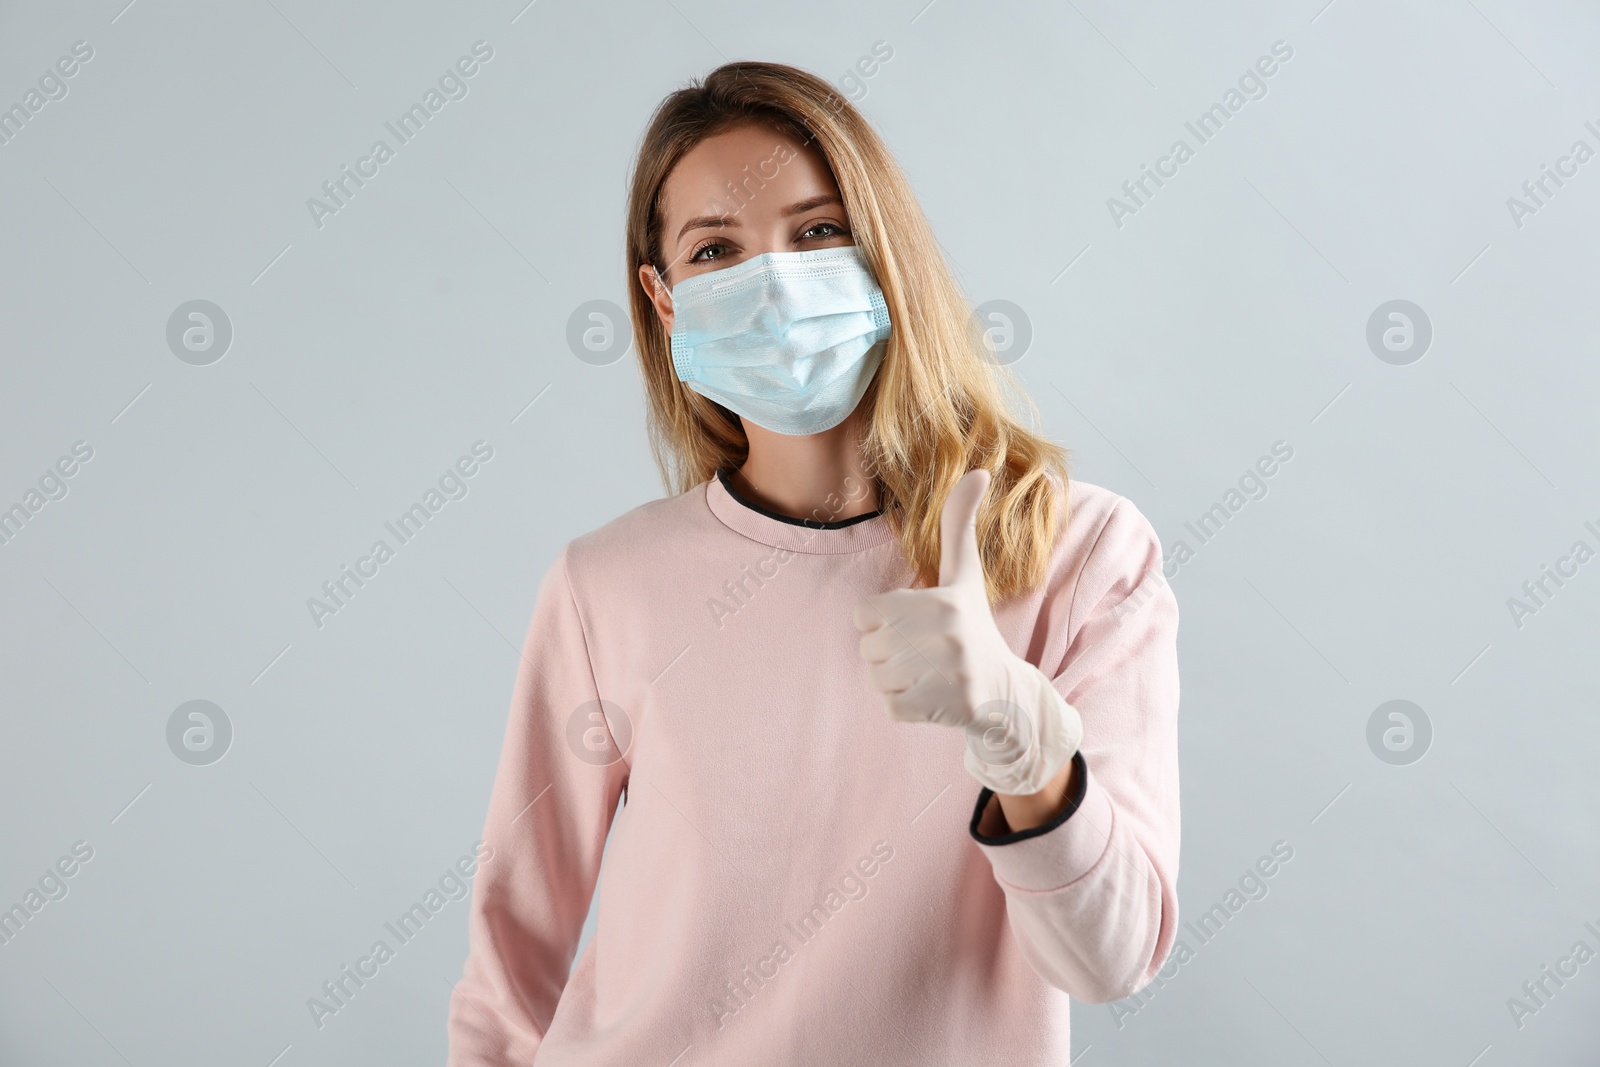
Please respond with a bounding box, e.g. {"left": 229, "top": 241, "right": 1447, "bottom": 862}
{"left": 447, "top": 470, "right": 1181, "bottom": 1065}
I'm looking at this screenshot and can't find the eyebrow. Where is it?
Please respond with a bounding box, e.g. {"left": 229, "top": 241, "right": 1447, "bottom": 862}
{"left": 674, "top": 194, "right": 845, "bottom": 241}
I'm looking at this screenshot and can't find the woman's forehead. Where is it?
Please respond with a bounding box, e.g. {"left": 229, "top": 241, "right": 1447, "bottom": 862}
{"left": 660, "top": 125, "right": 837, "bottom": 230}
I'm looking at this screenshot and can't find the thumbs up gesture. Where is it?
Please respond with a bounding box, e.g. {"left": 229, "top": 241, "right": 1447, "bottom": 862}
{"left": 853, "top": 469, "right": 1083, "bottom": 796}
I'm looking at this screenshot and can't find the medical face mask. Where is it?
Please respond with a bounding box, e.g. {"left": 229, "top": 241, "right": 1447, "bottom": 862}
{"left": 665, "top": 245, "right": 892, "bottom": 436}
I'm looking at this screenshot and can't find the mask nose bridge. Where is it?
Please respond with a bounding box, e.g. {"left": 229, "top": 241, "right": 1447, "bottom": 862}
{"left": 665, "top": 246, "right": 861, "bottom": 318}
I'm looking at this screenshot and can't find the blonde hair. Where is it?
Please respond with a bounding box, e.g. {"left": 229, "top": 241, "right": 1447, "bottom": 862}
{"left": 624, "top": 61, "right": 1071, "bottom": 603}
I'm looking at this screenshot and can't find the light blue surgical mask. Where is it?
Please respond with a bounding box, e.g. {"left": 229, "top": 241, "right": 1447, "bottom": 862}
{"left": 665, "top": 245, "right": 892, "bottom": 436}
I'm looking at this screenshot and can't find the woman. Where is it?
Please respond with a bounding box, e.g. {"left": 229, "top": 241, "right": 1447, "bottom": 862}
{"left": 448, "top": 60, "right": 1180, "bottom": 1065}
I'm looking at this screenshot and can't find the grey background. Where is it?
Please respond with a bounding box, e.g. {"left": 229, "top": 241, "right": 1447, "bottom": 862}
{"left": 2, "top": 0, "right": 1597, "bottom": 1064}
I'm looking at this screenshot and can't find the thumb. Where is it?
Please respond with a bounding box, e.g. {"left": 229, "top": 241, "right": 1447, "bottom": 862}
{"left": 938, "top": 468, "right": 991, "bottom": 589}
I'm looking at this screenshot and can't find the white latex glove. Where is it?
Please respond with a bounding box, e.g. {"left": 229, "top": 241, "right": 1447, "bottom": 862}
{"left": 853, "top": 469, "right": 1083, "bottom": 796}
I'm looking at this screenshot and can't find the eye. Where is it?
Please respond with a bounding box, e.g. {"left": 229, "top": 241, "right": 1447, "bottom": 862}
{"left": 688, "top": 240, "right": 731, "bottom": 264}
{"left": 801, "top": 222, "right": 847, "bottom": 240}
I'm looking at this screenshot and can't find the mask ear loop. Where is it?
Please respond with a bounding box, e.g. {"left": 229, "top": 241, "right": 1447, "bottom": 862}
{"left": 651, "top": 263, "right": 674, "bottom": 310}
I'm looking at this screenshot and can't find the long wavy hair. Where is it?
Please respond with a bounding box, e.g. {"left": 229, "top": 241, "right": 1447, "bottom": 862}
{"left": 624, "top": 61, "right": 1071, "bottom": 603}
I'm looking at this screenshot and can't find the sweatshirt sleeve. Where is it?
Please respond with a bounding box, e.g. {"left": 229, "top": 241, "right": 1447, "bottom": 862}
{"left": 447, "top": 544, "right": 629, "bottom": 1064}
{"left": 968, "top": 495, "right": 1181, "bottom": 1005}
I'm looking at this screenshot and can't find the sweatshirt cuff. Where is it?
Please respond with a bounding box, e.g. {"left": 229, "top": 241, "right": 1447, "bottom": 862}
{"left": 968, "top": 751, "right": 1115, "bottom": 893}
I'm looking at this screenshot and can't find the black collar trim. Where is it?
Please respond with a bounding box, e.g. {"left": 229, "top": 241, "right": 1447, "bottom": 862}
{"left": 715, "top": 467, "right": 885, "bottom": 530}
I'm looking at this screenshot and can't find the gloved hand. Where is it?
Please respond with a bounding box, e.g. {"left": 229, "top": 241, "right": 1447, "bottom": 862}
{"left": 853, "top": 469, "right": 1083, "bottom": 796}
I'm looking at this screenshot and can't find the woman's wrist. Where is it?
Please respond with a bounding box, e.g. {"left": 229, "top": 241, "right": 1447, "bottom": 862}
{"left": 992, "top": 751, "right": 1079, "bottom": 832}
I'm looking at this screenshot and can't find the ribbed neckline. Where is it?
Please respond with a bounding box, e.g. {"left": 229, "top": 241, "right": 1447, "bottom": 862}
{"left": 705, "top": 468, "right": 894, "bottom": 554}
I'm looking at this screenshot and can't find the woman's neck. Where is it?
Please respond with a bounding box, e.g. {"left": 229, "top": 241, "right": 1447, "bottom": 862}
{"left": 732, "top": 406, "right": 881, "bottom": 524}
